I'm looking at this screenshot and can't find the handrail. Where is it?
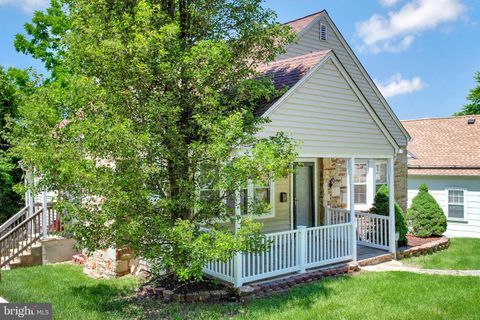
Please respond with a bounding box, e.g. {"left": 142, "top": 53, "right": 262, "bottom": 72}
{"left": 0, "top": 208, "right": 43, "bottom": 242}
{"left": 355, "top": 211, "right": 389, "bottom": 220}
{"left": 0, "top": 206, "right": 29, "bottom": 234}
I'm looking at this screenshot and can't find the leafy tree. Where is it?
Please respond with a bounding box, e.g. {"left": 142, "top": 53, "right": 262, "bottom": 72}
{"left": 407, "top": 184, "right": 447, "bottom": 237}
{"left": 14, "top": 0, "right": 71, "bottom": 80}
{"left": 9, "top": 0, "right": 297, "bottom": 281}
{"left": 454, "top": 72, "right": 480, "bottom": 115}
{"left": 369, "top": 185, "right": 408, "bottom": 245}
{"left": 0, "top": 67, "right": 34, "bottom": 222}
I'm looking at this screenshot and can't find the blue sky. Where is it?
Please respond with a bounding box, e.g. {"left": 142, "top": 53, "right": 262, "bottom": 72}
{"left": 1, "top": 0, "right": 479, "bottom": 120}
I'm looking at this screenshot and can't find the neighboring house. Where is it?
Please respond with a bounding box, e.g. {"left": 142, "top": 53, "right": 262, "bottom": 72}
{"left": 1, "top": 11, "right": 411, "bottom": 286}
{"left": 402, "top": 116, "right": 480, "bottom": 238}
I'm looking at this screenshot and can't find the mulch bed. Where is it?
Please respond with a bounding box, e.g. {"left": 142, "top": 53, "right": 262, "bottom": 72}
{"left": 406, "top": 234, "right": 444, "bottom": 247}
{"left": 142, "top": 273, "right": 230, "bottom": 294}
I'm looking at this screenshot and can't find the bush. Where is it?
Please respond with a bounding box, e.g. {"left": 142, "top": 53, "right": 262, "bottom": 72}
{"left": 369, "top": 185, "right": 408, "bottom": 245}
{"left": 407, "top": 184, "right": 447, "bottom": 237}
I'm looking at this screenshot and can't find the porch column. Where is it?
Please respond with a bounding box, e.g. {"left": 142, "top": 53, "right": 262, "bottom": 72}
{"left": 233, "top": 189, "right": 243, "bottom": 288}
{"left": 42, "top": 190, "right": 48, "bottom": 238}
{"left": 347, "top": 158, "right": 357, "bottom": 261}
{"left": 387, "top": 158, "right": 396, "bottom": 257}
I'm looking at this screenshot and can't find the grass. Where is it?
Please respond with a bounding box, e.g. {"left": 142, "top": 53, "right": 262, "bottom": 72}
{"left": 403, "top": 238, "right": 480, "bottom": 270}
{"left": 1, "top": 264, "right": 480, "bottom": 319}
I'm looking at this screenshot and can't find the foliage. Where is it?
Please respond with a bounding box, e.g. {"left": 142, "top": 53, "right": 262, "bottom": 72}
{"left": 2, "top": 264, "right": 480, "bottom": 320}
{"left": 9, "top": 0, "right": 298, "bottom": 281}
{"left": 0, "top": 67, "right": 34, "bottom": 222}
{"left": 14, "top": 0, "right": 71, "bottom": 80}
{"left": 369, "top": 185, "right": 408, "bottom": 245}
{"left": 407, "top": 184, "right": 447, "bottom": 237}
{"left": 403, "top": 238, "right": 480, "bottom": 270}
{"left": 454, "top": 72, "right": 480, "bottom": 115}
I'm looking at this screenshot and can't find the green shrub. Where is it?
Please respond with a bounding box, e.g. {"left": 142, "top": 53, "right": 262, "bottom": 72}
{"left": 369, "top": 185, "right": 408, "bottom": 245}
{"left": 407, "top": 184, "right": 447, "bottom": 237}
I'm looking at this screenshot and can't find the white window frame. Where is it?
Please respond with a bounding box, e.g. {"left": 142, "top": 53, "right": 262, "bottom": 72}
{"left": 248, "top": 181, "right": 275, "bottom": 219}
{"left": 351, "top": 159, "right": 389, "bottom": 211}
{"left": 354, "top": 160, "right": 369, "bottom": 208}
{"left": 446, "top": 188, "right": 468, "bottom": 222}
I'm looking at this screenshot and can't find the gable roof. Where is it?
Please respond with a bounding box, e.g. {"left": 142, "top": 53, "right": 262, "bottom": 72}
{"left": 285, "top": 11, "right": 324, "bottom": 34}
{"left": 402, "top": 116, "right": 480, "bottom": 176}
{"left": 254, "top": 50, "right": 331, "bottom": 116}
{"left": 282, "top": 10, "right": 411, "bottom": 147}
{"left": 256, "top": 50, "right": 400, "bottom": 152}
{"left": 257, "top": 50, "right": 331, "bottom": 90}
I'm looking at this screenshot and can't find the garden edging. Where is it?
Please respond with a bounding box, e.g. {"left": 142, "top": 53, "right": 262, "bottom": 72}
{"left": 396, "top": 237, "right": 450, "bottom": 260}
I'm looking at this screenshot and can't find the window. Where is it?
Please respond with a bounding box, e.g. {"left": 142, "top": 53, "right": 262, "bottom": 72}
{"left": 252, "top": 181, "right": 274, "bottom": 217}
{"left": 375, "top": 160, "right": 387, "bottom": 192}
{"left": 447, "top": 189, "right": 466, "bottom": 220}
{"left": 354, "top": 161, "right": 368, "bottom": 204}
{"left": 225, "top": 182, "right": 274, "bottom": 218}
{"left": 320, "top": 23, "right": 328, "bottom": 41}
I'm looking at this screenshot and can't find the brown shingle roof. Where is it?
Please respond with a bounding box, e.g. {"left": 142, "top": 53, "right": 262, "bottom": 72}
{"left": 254, "top": 50, "right": 331, "bottom": 116}
{"left": 401, "top": 116, "right": 480, "bottom": 176}
{"left": 256, "top": 50, "right": 331, "bottom": 90}
{"left": 285, "top": 11, "right": 324, "bottom": 34}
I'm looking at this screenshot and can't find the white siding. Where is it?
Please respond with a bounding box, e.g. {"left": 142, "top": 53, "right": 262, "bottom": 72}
{"left": 279, "top": 14, "right": 408, "bottom": 146}
{"left": 259, "top": 59, "right": 394, "bottom": 158}
{"left": 408, "top": 175, "right": 480, "bottom": 238}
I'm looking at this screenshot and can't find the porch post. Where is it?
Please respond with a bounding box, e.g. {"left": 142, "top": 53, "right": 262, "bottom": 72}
{"left": 387, "top": 158, "right": 396, "bottom": 257}
{"left": 42, "top": 190, "right": 48, "bottom": 238}
{"left": 233, "top": 190, "right": 243, "bottom": 288}
{"left": 347, "top": 158, "right": 357, "bottom": 261}
{"left": 297, "top": 226, "right": 307, "bottom": 273}
{"left": 27, "top": 170, "right": 34, "bottom": 218}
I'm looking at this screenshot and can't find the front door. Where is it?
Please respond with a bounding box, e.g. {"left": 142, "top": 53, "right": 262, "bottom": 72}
{"left": 294, "top": 162, "right": 315, "bottom": 228}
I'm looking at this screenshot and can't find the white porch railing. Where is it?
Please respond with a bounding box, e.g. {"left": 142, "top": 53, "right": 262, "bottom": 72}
{"left": 355, "top": 211, "right": 389, "bottom": 250}
{"left": 324, "top": 206, "right": 350, "bottom": 225}
{"left": 204, "top": 222, "right": 354, "bottom": 287}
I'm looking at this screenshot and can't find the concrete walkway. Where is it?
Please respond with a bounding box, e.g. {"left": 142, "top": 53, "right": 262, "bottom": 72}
{"left": 362, "top": 260, "right": 480, "bottom": 277}
{"left": 0, "top": 297, "right": 7, "bottom": 303}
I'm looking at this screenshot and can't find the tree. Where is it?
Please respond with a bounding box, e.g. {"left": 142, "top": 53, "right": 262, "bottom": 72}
{"left": 454, "top": 72, "right": 480, "bottom": 116}
{"left": 0, "top": 67, "right": 34, "bottom": 222}
{"left": 9, "top": 0, "right": 297, "bottom": 281}
{"left": 14, "top": 0, "right": 71, "bottom": 80}
{"left": 407, "top": 184, "right": 447, "bottom": 237}
{"left": 369, "top": 185, "right": 408, "bottom": 245}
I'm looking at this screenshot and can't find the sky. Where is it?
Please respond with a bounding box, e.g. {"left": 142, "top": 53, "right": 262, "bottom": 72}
{"left": 0, "top": 0, "right": 479, "bottom": 120}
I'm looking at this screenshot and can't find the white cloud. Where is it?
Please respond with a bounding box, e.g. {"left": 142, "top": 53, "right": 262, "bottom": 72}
{"left": 379, "top": 0, "right": 402, "bottom": 6}
{"left": 0, "top": 0, "right": 49, "bottom": 13}
{"left": 375, "top": 74, "right": 425, "bottom": 98}
{"left": 357, "top": 0, "right": 466, "bottom": 53}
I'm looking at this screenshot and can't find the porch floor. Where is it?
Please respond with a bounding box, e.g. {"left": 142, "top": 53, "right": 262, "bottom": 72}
{"left": 357, "top": 245, "right": 389, "bottom": 261}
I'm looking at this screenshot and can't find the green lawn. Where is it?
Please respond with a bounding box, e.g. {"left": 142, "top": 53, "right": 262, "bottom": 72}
{"left": 1, "top": 264, "right": 480, "bottom": 320}
{"left": 403, "top": 238, "right": 480, "bottom": 270}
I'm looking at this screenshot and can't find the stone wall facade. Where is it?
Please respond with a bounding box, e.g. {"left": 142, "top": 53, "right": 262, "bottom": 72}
{"left": 319, "top": 158, "right": 348, "bottom": 223}
{"left": 84, "top": 247, "right": 135, "bottom": 278}
{"left": 394, "top": 147, "right": 408, "bottom": 212}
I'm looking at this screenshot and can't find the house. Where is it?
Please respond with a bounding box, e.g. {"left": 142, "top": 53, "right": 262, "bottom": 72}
{"left": 0, "top": 11, "right": 411, "bottom": 286}
{"left": 203, "top": 10, "right": 411, "bottom": 287}
{"left": 402, "top": 116, "right": 480, "bottom": 238}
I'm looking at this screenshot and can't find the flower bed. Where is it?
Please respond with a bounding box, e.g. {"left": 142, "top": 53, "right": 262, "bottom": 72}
{"left": 137, "top": 262, "right": 361, "bottom": 303}
{"left": 396, "top": 235, "right": 450, "bottom": 259}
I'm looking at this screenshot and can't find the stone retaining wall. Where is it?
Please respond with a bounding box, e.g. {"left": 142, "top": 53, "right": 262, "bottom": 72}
{"left": 137, "top": 262, "right": 361, "bottom": 303}
{"left": 396, "top": 237, "right": 450, "bottom": 259}
{"left": 83, "top": 247, "right": 135, "bottom": 278}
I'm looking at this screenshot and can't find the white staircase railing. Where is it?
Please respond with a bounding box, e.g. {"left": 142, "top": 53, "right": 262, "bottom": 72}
{"left": 0, "top": 192, "right": 62, "bottom": 269}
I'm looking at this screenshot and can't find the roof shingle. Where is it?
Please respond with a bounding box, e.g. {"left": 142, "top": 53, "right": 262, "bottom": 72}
{"left": 285, "top": 11, "right": 324, "bottom": 34}
{"left": 254, "top": 50, "right": 331, "bottom": 116}
{"left": 401, "top": 116, "right": 480, "bottom": 176}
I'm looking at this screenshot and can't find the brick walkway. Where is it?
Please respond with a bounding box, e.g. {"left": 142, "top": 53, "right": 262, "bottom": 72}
{"left": 362, "top": 260, "right": 480, "bottom": 276}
